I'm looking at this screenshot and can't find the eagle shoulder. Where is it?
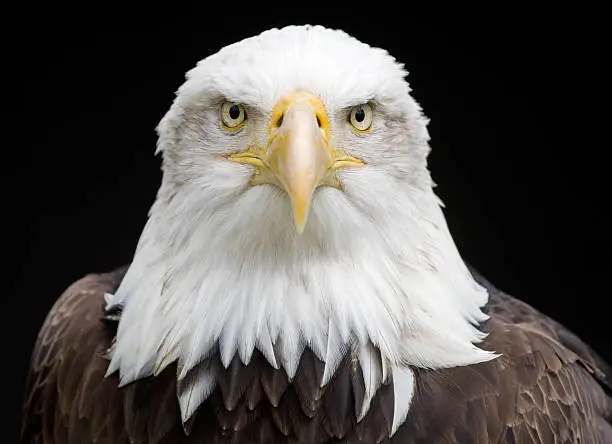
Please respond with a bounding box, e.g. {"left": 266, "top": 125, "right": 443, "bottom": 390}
{"left": 394, "top": 273, "right": 612, "bottom": 443}
{"left": 486, "top": 284, "right": 612, "bottom": 443}
{"left": 20, "top": 266, "right": 184, "bottom": 444}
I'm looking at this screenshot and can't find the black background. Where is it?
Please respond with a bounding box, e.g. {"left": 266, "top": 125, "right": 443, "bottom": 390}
{"left": 6, "top": 9, "right": 609, "bottom": 441}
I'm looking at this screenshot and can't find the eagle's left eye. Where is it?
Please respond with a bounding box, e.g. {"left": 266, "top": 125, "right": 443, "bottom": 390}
{"left": 221, "top": 102, "right": 247, "bottom": 129}
{"left": 349, "top": 103, "right": 373, "bottom": 131}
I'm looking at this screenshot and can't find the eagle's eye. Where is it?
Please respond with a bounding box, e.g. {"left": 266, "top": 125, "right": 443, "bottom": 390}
{"left": 221, "top": 102, "right": 247, "bottom": 129}
{"left": 348, "top": 103, "right": 373, "bottom": 132}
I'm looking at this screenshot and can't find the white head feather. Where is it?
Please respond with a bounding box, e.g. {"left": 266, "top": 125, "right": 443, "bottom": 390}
{"left": 105, "top": 25, "right": 497, "bottom": 429}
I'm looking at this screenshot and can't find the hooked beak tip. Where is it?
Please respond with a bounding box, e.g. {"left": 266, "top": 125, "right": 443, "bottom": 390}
{"left": 291, "top": 196, "right": 311, "bottom": 234}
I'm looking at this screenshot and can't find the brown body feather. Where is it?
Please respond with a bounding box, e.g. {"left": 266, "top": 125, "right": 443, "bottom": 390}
{"left": 21, "top": 266, "right": 612, "bottom": 443}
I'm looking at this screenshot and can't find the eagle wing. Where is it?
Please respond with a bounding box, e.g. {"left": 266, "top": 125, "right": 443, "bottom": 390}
{"left": 21, "top": 267, "right": 125, "bottom": 443}
{"left": 20, "top": 266, "right": 188, "bottom": 444}
{"left": 486, "top": 287, "right": 612, "bottom": 443}
{"left": 396, "top": 270, "right": 612, "bottom": 443}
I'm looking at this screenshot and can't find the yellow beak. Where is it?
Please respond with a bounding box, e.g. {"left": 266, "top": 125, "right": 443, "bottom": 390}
{"left": 266, "top": 92, "right": 334, "bottom": 233}
{"left": 229, "top": 91, "right": 363, "bottom": 234}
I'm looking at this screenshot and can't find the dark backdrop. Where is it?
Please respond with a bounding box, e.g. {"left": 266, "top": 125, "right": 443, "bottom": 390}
{"left": 6, "top": 10, "right": 608, "bottom": 441}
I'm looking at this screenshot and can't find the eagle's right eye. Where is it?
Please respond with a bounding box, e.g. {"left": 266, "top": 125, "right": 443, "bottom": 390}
{"left": 221, "top": 102, "right": 247, "bottom": 129}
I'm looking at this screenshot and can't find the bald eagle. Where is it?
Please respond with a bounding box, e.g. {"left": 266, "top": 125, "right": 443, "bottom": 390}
{"left": 22, "top": 25, "right": 612, "bottom": 443}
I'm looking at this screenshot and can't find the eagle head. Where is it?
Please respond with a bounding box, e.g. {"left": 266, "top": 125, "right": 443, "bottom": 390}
{"left": 105, "top": 25, "right": 497, "bottom": 428}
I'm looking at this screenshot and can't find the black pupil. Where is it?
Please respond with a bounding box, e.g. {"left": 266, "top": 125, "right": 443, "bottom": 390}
{"left": 229, "top": 104, "right": 241, "bottom": 120}
{"left": 354, "top": 107, "right": 365, "bottom": 122}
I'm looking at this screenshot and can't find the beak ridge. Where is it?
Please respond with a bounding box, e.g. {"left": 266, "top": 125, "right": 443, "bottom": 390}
{"left": 266, "top": 94, "right": 332, "bottom": 233}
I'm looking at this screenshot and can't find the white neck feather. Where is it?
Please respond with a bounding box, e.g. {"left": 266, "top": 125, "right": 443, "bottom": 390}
{"left": 105, "top": 160, "right": 497, "bottom": 430}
